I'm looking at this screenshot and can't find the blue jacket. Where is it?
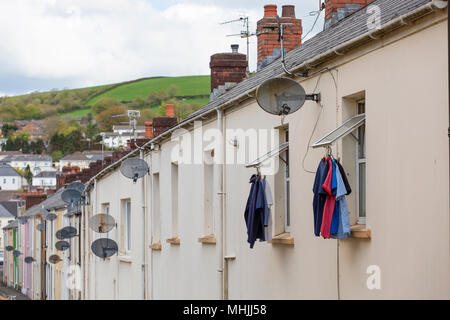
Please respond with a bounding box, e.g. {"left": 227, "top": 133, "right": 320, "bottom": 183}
{"left": 244, "top": 175, "right": 267, "bottom": 248}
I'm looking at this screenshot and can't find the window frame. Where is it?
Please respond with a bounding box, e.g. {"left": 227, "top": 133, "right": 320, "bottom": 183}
{"left": 356, "top": 100, "right": 366, "bottom": 225}
{"left": 283, "top": 128, "right": 291, "bottom": 233}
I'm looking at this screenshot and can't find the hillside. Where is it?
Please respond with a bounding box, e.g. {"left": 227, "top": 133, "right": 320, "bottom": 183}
{"left": 0, "top": 75, "right": 211, "bottom": 121}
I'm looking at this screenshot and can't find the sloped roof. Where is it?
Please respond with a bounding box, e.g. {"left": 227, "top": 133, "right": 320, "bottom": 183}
{"left": 61, "top": 152, "right": 89, "bottom": 161}
{"left": 22, "top": 188, "right": 67, "bottom": 217}
{"left": 34, "top": 171, "right": 57, "bottom": 178}
{"left": 3, "top": 219, "right": 18, "bottom": 230}
{"left": 183, "top": 0, "right": 431, "bottom": 123}
{"left": 2, "top": 154, "right": 51, "bottom": 162}
{"left": 0, "top": 203, "right": 14, "bottom": 218}
{"left": 0, "top": 201, "right": 19, "bottom": 217}
{"left": 0, "top": 164, "right": 21, "bottom": 177}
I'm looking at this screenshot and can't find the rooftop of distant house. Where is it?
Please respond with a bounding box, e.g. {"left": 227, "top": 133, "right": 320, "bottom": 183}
{"left": 34, "top": 171, "right": 57, "bottom": 178}
{"left": 0, "top": 163, "right": 21, "bottom": 177}
{"left": 60, "top": 152, "right": 90, "bottom": 161}
{"left": 2, "top": 154, "right": 52, "bottom": 162}
{"left": 113, "top": 125, "right": 145, "bottom": 131}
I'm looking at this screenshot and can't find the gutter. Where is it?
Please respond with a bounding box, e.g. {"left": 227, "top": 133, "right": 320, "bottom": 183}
{"left": 83, "top": 0, "right": 447, "bottom": 193}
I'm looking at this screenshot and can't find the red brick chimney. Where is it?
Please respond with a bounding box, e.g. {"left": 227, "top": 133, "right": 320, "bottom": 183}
{"left": 145, "top": 121, "right": 153, "bottom": 139}
{"left": 324, "top": 0, "right": 372, "bottom": 29}
{"left": 210, "top": 44, "right": 248, "bottom": 94}
{"left": 257, "top": 5, "right": 302, "bottom": 71}
{"left": 166, "top": 104, "right": 175, "bottom": 117}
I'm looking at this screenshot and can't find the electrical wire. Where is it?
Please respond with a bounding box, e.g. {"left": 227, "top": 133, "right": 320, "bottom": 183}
{"left": 301, "top": 67, "right": 338, "bottom": 174}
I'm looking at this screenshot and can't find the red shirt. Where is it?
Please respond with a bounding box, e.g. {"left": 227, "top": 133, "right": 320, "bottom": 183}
{"left": 320, "top": 157, "right": 336, "bottom": 239}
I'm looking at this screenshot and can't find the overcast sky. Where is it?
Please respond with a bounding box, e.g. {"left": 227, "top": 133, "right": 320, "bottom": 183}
{"left": 0, "top": 0, "right": 324, "bottom": 96}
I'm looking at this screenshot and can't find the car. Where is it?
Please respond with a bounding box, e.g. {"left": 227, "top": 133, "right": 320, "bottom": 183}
{"left": 0, "top": 251, "right": 4, "bottom": 265}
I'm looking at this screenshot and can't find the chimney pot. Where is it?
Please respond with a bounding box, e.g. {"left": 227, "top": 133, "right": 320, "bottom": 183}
{"left": 231, "top": 44, "right": 239, "bottom": 53}
{"left": 264, "top": 4, "right": 277, "bottom": 17}
{"left": 282, "top": 5, "right": 295, "bottom": 18}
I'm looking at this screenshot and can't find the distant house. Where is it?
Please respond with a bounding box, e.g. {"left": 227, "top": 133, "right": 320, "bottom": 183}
{"left": 2, "top": 154, "right": 54, "bottom": 176}
{"left": 101, "top": 127, "right": 146, "bottom": 149}
{"left": 32, "top": 171, "right": 57, "bottom": 188}
{"left": 112, "top": 125, "right": 145, "bottom": 136}
{"left": 0, "top": 164, "right": 24, "bottom": 191}
{"left": 83, "top": 150, "right": 114, "bottom": 162}
{"left": 21, "top": 120, "right": 46, "bottom": 140}
{"left": 0, "top": 203, "right": 15, "bottom": 251}
{"left": 59, "top": 152, "right": 91, "bottom": 169}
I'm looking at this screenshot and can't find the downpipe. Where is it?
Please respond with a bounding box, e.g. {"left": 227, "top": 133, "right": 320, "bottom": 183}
{"left": 217, "top": 109, "right": 224, "bottom": 300}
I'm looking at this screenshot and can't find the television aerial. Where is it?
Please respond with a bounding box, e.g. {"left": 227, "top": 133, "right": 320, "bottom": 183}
{"left": 256, "top": 77, "right": 320, "bottom": 120}
{"left": 24, "top": 257, "right": 35, "bottom": 264}
{"left": 49, "top": 254, "right": 62, "bottom": 264}
{"left": 13, "top": 250, "right": 22, "bottom": 257}
{"left": 61, "top": 188, "right": 82, "bottom": 206}
{"left": 89, "top": 214, "right": 116, "bottom": 233}
{"left": 91, "top": 238, "right": 118, "bottom": 259}
{"left": 36, "top": 223, "right": 46, "bottom": 232}
{"left": 55, "top": 240, "right": 70, "bottom": 251}
{"left": 120, "top": 158, "right": 149, "bottom": 183}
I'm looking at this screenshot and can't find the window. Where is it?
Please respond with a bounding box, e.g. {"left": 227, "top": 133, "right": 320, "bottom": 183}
{"left": 356, "top": 101, "right": 366, "bottom": 224}
{"left": 102, "top": 203, "right": 110, "bottom": 215}
{"left": 12, "top": 178, "right": 15, "bottom": 184}
{"left": 171, "top": 164, "right": 179, "bottom": 238}
{"left": 283, "top": 129, "right": 290, "bottom": 232}
{"left": 3, "top": 179, "right": 6, "bottom": 184}
{"left": 152, "top": 173, "right": 161, "bottom": 242}
{"left": 273, "top": 127, "right": 291, "bottom": 235}
{"left": 120, "top": 199, "right": 131, "bottom": 254}
{"left": 203, "top": 157, "right": 214, "bottom": 236}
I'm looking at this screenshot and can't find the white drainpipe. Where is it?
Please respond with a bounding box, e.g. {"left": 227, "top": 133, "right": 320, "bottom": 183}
{"left": 216, "top": 109, "right": 224, "bottom": 300}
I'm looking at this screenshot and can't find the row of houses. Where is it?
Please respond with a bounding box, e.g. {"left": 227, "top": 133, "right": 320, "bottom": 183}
{"left": 2, "top": 0, "right": 449, "bottom": 300}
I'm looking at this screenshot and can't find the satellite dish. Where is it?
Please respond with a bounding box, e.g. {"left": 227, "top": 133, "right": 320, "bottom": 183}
{"left": 89, "top": 214, "right": 116, "bottom": 233}
{"left": 62, "top": 188, "right": 82, "bottom": 205}
{"left": 5, "top": 246, "right": 14, "bottom": 252}
{"left": 18, "top": 217, "right": 28, "bottom": 225}
{"left": 49, "top": 254, "right": 62, "bottom": 264}
{"left": 91, "top": 238, "right": 118, "bottom": 259}
{"left": 13, "top": 250, "right": 22, "bottom": 257}
{"left": 55, "top": 229, "right": 65, "bottom": 240}
{"left": 55, "top": 240, "right": 70, "bottom": 251}
{"left": 24, "top": 257, "right": 35, "bottom": 264}
{"left": 120, "top": 158, "right": 149, "bottom": 182}
{"left": 45, "top": 212, "right": 57, "bottom": 221}
{"left": 256, "top": 77, "right": 319, "bottom": 116}
{"left": 61, "top": 226, "right": 78, "bottom": 239}
{"left": 36, "top": 223, "right": 46, "bottom": 232}
{"left": 67, "top": 181, "right": 85, "bottom": 194}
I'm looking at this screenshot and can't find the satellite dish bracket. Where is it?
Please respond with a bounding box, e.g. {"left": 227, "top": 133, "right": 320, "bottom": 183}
{"left": 305, "top": 93, "right": 321, "bottom": 103}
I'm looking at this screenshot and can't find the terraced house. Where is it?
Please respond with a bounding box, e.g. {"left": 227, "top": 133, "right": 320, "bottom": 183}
{"left": 2, "top": 0, "right": 449, "bottom": 300}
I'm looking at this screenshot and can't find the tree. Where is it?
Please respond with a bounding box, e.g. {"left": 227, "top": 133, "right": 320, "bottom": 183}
{"left": 95, "top": 106, "right": 128, "bottom": 131}
{"left": 1, "top": 123, "right": 18, "bottom": 138}
{"left": 51, "top": 150, "right": 63, "bottom": 162}
{"left": 92, "top": 97, "right": 121, "bottom": 114}
{"left": 168, "top": 85, "right": 179, "bottom": 98}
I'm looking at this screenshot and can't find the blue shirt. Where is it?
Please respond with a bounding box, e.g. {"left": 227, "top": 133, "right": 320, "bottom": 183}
{"left": 332, "top": 164, "right": 351, "bottom": 239}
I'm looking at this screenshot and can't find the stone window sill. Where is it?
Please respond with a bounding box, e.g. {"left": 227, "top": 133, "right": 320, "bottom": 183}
{"left": 198, "top": 234, "right": 216, "bottom": 244}
{"left": 166, "top": 237, "right": 180, "bottom": 245}
{"left": 149, "top": 242, "right": 162, "bottom": 250}
{"left": 350, "top": 224, "right": 371, "bottom": 239}
{"left": 268, "top": 232, "right": 294, "bottom": 246}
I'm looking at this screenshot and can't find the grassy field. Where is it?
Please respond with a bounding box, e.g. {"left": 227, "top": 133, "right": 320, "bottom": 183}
{"left": 87, "top": 75, "right": 210, "bottom": 105}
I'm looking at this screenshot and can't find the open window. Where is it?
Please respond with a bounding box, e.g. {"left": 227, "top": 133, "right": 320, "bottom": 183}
{"left": 313, "top": 97, "right": 368, "bottom": 236}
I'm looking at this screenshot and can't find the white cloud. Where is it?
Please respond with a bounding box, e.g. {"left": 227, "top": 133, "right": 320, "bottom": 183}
{"left": 0, "top": 0, "right": 322, "bottom": 94}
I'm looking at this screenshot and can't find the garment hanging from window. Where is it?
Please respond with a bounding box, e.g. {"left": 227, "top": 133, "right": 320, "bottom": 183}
{"left": 313, "top": 155, "right": 352, "bottom": 239}
{"left": 244, "top": 174, "right": 267, "bottom": 248}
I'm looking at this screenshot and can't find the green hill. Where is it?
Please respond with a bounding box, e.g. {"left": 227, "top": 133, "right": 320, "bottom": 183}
{"left": 87, "top": 75, "right": 211, "bottom": 105}
{"left": 0, "top": 75, "right": 211, "bottom": 121}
